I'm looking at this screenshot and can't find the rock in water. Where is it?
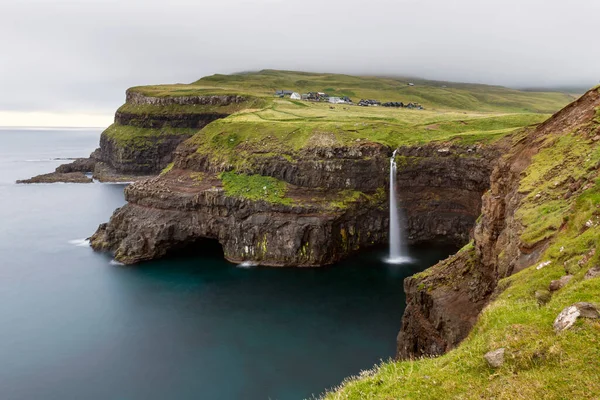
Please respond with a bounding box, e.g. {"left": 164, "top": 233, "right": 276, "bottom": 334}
{"left": 553, "top": 302, "right": 600, "bottom": 333}
{"left": 484, "top": 348, "right": 505, "bottom": 368}
{"left": 55, "top": 157, "right": 97, "bottom": 174}
{"left": 549, "top": 275, "right": 573, "bottom": 291}
{"left": 17, "top": 172, "right": 92, "bottom": 184}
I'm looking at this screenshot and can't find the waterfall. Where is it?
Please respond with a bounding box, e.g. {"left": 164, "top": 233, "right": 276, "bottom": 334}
{"left": 387, "top": 149, "right": 410, "bottom": 264}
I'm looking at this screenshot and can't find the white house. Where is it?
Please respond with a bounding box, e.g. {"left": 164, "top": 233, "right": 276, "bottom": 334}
{"left": 290, "top": 92, "right": 301, "bottom": 100}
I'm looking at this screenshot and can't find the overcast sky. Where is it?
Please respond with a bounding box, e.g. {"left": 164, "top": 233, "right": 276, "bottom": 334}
{"left": 1, "top": 0, "right": 598, "bottom": 125}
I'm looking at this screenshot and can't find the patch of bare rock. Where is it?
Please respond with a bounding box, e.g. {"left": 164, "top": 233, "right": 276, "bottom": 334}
{"left": 553, "top": 302, "right": 600, "bottom": 333}
{"left": 549, "top": 275, "right": 573, "bottom": 291}
{"left": 484, "top": 348, "right": 505, "bottom": 368}
{"left": 17, "top": 172, "right": 92, "bottom": 184}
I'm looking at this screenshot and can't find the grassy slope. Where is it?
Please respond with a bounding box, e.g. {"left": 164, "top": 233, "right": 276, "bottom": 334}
{"left": 116, "top": 96, "right": 267, "bottom": 116}
{"left": 122, "top": 70, "right": 574, "bottom": 209}
{"left": 102, "top": 124, "right": 200, "bottom": 148}
{"left": 185, "top": 98, "right": 549, "bottom": 173}
{"left": 111, "top": 70, "right": 575, "bottom": 154}
{"left": 325, "top": 100, "right": 600, "bottom": 400}
{"left": 134, "top": 69, "right": 576, "bottom": 113}
{"left": 115, "top": 70, "right": 576, "bottom": 153}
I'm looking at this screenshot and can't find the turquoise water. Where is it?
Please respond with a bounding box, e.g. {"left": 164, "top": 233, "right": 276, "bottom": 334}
{"left": 0, "top": 128, "right": 456, "bottom": 400}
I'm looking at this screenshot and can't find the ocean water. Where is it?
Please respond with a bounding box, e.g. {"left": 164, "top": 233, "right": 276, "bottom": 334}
{"left": 0, "top": 128, "right": 456, "bottom": 400}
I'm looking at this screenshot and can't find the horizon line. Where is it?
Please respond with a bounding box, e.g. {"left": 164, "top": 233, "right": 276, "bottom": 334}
{"left": 0, "top": 126, "right": 107, "bottom": 130}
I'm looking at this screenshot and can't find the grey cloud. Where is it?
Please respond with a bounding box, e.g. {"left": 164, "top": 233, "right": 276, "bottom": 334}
{"left": 0, "top": 0, "right": 598, "bottom": 113}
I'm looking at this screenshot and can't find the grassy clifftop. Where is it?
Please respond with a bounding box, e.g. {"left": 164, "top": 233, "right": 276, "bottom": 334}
{"left": 111, "top": 70, "right": 576, "bottom": 159}
{"left": 185, "top": 98, "right": 548, "bottom": 171}
{"left": 130, "top": 69, "right": 575, "bottom": 113}
{"left": 183, "top": 70, "right": 573, "bottom": 113}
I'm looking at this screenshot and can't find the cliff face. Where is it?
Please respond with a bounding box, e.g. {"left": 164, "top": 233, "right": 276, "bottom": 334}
{"left": 91, "top": 133, "right": 499, "bottom": 266}
{"left": 95, "top": 92, "right": 255, "bottom": 176}
{"left": 97, "top": 131, "right": 191, "bottom": 175}
{"left": 90, "top": 172, "right": 388, "bottom": 266}
{"left": 396, "top": 144, "right": 499, "bottom": 246}
{"left": 397, "top": 88, "right": 600, "bottom": 359}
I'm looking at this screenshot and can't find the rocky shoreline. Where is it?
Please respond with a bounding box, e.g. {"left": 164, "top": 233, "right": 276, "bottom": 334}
{"left": 18, "top": 151, "right": 152, "bottom": 184}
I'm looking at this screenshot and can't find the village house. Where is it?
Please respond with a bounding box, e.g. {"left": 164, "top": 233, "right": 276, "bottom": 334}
{"left": 274, "top": 90, "right": 294, "bottom": 97}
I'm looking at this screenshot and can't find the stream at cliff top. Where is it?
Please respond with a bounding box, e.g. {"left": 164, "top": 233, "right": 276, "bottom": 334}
{"left": 0, "top": 128, "right": 457, "bottom": 400}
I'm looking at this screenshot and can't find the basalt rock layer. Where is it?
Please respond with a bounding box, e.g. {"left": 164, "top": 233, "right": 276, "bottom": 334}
{"left": 97, "top": 91, "right": 257, "bottom": 175}
{"left": 91, "top": 130, "right": 500, "bottom": 266}
{"left": 396, "top": 87, "right": 600, "bottom": 360}
{"left": 90, "top": 171, "right": 388, "bottom": 266}
{"left": 19, "top": 91, "right": 255, "bottom": 183}
{"left": 396, "top": 144, "right": 500, "bottom": 246}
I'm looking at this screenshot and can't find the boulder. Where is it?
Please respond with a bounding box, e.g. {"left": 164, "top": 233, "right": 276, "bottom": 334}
{"left": 484, "top": 348, "right": 505, "bottom": 368}
{"left": 535, "top": 289, "right": 551, "bottom": 306}
{"left": 553, "top": 302, "right": 600, "bottom": 333}
{"left": 55, "top": 157, "right": 97, "bottom": 174}
{"left": 549, "top": 275, "right": 573, "bottom": 291}
{"left": 584, "top": 267, "right": 600, "bottom": 280}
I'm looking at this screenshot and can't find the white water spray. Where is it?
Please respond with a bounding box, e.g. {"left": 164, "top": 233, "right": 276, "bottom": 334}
{"left": 387, "top": 149, "right": 410, "bottom": 264}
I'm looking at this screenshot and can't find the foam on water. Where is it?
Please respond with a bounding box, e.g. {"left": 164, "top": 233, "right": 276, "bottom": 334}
{"left": 68, "top": 238, "right": 90, "bottom": 247}
{"left": 237, "top": 261, "right": 258, "bottom": 268}
{"left": 109, "top": 259, "right": 125, "bottom": 266}
{"left": 384, "top": 256, "right": 413, "bottom": 265}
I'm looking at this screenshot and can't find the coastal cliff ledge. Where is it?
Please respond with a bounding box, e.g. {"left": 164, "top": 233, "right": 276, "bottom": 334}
{"left": 90, "top": 136, "right": 500, "bottom": 266}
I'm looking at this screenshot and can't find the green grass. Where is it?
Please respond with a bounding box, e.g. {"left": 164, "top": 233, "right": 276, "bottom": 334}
{"left": 102, "top": 123, "right": 199, "bottom": 148}
{"left": 219, "top": 171, "right": 292, "bottom": 205}
{"left": 117, "top": 96, "right": 267, "bottom": 116}
{"left": 516, "top": 133, "right": 600, "bottom": 246}
{"left": 160, "top": 162, "right": 174, "bottom": 175}
{"left": 114, "top": 70, "right": 580, "bottom": 162}
{"left": 182, "top": 99, "right": 548, "bottom": 171}
{"left": 327, "top": 188, "right": 387, "bottom": 210}
{"left": 187, "top": 70, "right": 575, "bottom": 113}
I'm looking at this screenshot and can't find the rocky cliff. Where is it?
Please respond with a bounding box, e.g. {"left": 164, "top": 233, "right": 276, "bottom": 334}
{"left": 90, "top": 127, "right": 499, "bottom": 266}
{"left": 396, "top": 144, "right": 499, "bottom": 246}
{"left": 95, "top": 91, "right": 262, "bottom": 176}
{"left": 20, "top": 91, "right": 262, "bottom": 183}
{"left": 396, "top": 87, "right": 600, "bottom": 359}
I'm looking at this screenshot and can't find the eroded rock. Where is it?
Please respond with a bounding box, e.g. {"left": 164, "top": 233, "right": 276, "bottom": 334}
{"left": 17, "top": 172, "right": 92, "bottom": 184}
{"left": 55, "top": 157, "right": 98, "bottom": 174}
{"left": 93, "top": 142, "right": 499, "bottom": 268}
{"left": 549, "top": 275, "right": 573, "bottom": 291}
{"left": 553, "top": 302, "right": 600, "bottom": 332}
{"left": 535, "top": 289, "right": 551, "bottom": 306}
{"left": 584, "top": 267, "right": 600, "bottom": 280}
{"left": 484, "top": 348, "right": 505, "bottom": 368}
